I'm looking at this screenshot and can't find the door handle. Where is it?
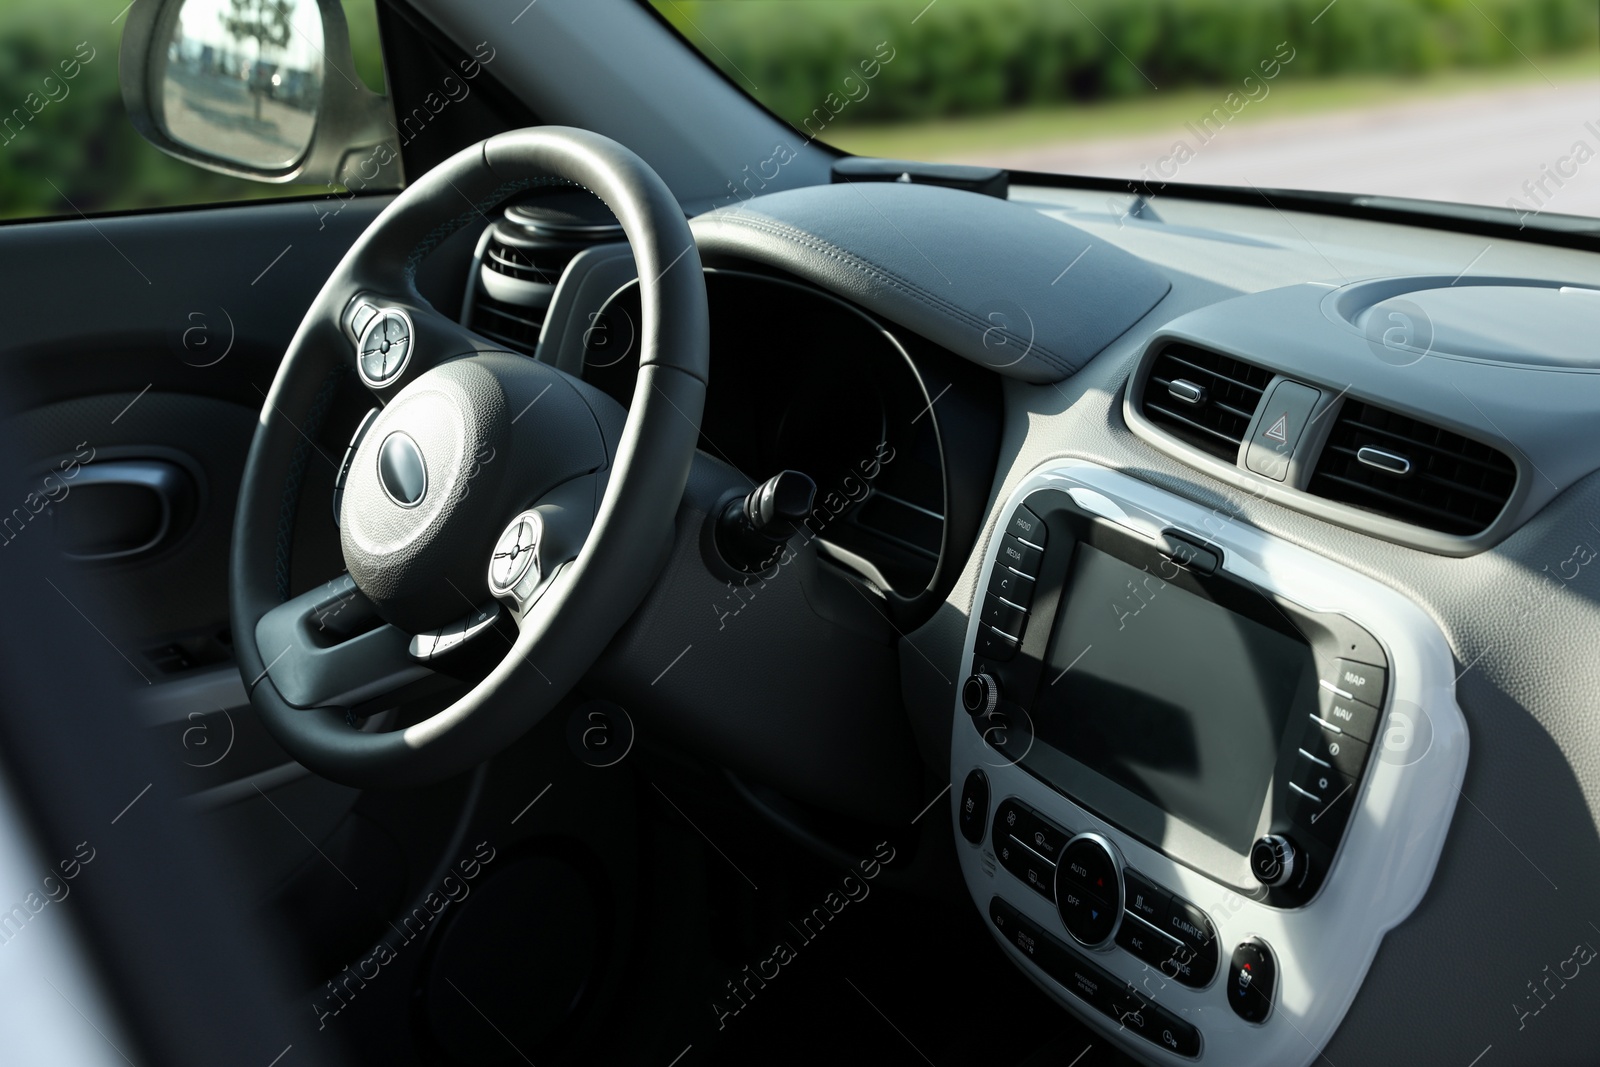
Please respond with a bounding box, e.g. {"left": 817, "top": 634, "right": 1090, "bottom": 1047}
{"left": 54, "top": 459, "right": 197, "bottom": 562}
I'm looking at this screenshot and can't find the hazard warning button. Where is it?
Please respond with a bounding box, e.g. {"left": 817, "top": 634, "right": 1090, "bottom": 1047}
{"left": 1245, "top": 379, "right": 1322, "bottom": 481}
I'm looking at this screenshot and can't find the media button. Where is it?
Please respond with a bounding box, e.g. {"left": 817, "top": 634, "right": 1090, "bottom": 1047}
{"left": 998, "top": 534, "right": 1043, "bottom": 577}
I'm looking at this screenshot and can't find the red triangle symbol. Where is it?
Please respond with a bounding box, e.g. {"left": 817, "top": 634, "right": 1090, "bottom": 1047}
{"left": 1264, "top": 413, "right": 1289, "bottom": 443}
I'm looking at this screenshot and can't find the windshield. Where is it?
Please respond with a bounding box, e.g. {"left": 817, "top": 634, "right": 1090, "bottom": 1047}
{"left": 652, "top": 0, "right": 1599, "bottom": 225}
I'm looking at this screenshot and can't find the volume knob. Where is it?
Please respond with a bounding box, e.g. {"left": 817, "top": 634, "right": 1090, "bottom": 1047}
{"left": 1250, "top": 834, "right": 1298, "bottom": 888}
{"left": 962, "top": 673, "right": 999, "bottom": 717}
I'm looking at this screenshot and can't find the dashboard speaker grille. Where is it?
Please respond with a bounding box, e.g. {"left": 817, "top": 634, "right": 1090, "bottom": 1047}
{"left": 1140, "top": 344, "right": 1273, "bottom": 461}
{"left": 1308, "top": 400, "right": 1516, "bottom": 537}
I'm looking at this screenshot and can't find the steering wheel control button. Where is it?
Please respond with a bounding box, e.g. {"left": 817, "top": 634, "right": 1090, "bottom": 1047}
{"left": 1315, "top": 687, "right": 1380, "bottom": 743}
{"left": 962, "top": 673, "right": 999, "bottom": 717}
{"left": 998, "top": 534, "right": 1043, "bottom": 577}
{"left": 489, "top": 514, "right": 542, "bottom": 597}
{"left": 356, "top": 307, "right": 414, "bottom": 387}
{"left": 1250, "top": 834, "right": 1299, "bottom": 888}
{"left": 1055, "top": 834, "right": 1122, "bottom": 948}
{"left": 1227, "top": 940, "right": 1277, "bottom": 1024}
{"left": 987, "top": 564, "right": 1035, "bottom": 608}
{"left": 376, "top": 432, "right": 428, "bottom": 507}
{"left": 1328, "top": 658, "right": 1387, "bottom": 709}
{"left": 1244, "top": 379, "right": 1321, "bottom": 481}
{"left": 958, "top": 769, "right": 989, "bottom": 845}
{"left": 348, "top": 300, "right": 380, "bottom": 339}
{"left": 1005, "top": 505, "right": 1045, "bottom": 546}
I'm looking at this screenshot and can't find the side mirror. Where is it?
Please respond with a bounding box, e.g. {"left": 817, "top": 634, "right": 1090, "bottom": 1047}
{"left": 119, "top": 0, "right": 399, "bottom": 187}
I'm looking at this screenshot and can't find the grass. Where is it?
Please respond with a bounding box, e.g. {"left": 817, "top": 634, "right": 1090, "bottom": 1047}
{"left": 823, "top": 52, "right": 1600, "bottom": 161}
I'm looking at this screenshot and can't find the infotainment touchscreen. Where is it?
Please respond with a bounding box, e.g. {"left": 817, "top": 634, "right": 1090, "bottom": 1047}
{"left": 1030, "top": 543, "right": 1315, "bottom": 854}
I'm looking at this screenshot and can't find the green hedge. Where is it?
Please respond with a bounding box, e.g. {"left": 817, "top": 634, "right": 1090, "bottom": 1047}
{"left": 655, "top": 0, "right": 1598, "bottom": 126}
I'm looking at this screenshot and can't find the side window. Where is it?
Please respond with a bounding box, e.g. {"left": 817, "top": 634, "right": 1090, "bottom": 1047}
{"left": 0, "top": 0, "right": 398, "bottom": 224}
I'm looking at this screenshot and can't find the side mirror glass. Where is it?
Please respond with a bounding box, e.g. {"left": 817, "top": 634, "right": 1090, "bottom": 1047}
{"left": 121, "top": 0, "right": 398, "bottom": 187}
{"left": 161, "top": 0, "right": 325, "bottom": 170}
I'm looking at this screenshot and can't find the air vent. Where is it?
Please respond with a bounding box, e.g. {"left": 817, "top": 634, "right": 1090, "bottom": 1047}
{"left": 1140, "top": 344, "right": 1273, "bottom": 461}
{"left": 1308, "top": 400, "right": 1516, "bottom": 537}
{"left": 484, "top": 236, "right": 558, "bottom": 285}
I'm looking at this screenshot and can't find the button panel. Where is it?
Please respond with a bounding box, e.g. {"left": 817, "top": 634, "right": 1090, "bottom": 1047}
{"left": 990, "top": 898, "right": 1201, "bottom": 1058}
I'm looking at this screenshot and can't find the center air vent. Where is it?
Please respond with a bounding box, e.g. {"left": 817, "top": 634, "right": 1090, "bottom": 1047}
{"left": 1140, "top": 344, "right": 1273, "bottom": 461}
{"left": 1308, "top": 400, "right": 1516, "bottom": 537}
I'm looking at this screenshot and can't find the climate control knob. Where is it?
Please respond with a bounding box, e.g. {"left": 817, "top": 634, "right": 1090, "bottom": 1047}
{"left": 1055, "top": 833, "right": 1122, "bottom": 948}
{"left": 962, "top": 673, "right": 999, "bottom": 717}
{"left": 1250, "top": 834, "right": 1298, "bottom": 888}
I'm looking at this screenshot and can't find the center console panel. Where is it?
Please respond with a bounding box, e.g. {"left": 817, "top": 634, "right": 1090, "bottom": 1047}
{"left": 951, "top": 461, "right": 1467, "bottom": 1065}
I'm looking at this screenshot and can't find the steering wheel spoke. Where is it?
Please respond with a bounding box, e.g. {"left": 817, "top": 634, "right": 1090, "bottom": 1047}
{"left": 253, "top": 574, "right": 440, "bottom": 712}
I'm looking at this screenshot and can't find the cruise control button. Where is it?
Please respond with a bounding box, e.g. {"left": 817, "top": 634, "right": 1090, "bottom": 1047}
{"left": 980, "top": 594, "right": 1028, "bottom": 637}
{"left": 1315, "top": 690, "right": 1379, "bottom": 743}
{"left": 1329, "top": 658, "right": 1386, "bottom": 709}
{"left": 1300, "top": 720, "right": 1371, "bottom": 779}
{"left": 958, "top": 770, "right": 988, "bottom": 845}
{"left": 1122, "top": 870, "right": 1171, "bottom": 927}
{"left": 1006, "top": 505, "right": 1046, "bottom": 546}
{"left": 987, "top": 565, "right": 1036, "bottom": 608}
{"left": 997, "top": 534, "right": 1043, "bottom": 577}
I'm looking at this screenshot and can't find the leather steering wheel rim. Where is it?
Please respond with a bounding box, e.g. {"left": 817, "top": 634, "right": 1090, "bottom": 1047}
{"left": 230, "top": 127, "right": 708, "bottom": 788}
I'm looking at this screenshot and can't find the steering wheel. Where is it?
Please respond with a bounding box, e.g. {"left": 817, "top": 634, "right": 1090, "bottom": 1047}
{"left": 230, "top": 128, "right": 708, "bottom": 788}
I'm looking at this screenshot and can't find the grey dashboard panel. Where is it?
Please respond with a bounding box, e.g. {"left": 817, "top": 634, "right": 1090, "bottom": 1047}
{"left": 1124, "top": 276, "right": 1600, "bottom": 555}
{"left": 689, "top": 182, "right": 1171, "bottom": 384}
{"left": 903, "top": 189, "right": 1600, "bottom": 1066}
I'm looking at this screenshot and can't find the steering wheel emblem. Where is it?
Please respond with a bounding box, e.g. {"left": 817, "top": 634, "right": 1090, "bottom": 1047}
{"left": 377, "top": 432, "right": 427, "bottom": 507}
{"left": 489, "top": 513, "right": 541, "bottom": 596}
{"left": 357, "top": 307, "right": 414, "bottom": 386}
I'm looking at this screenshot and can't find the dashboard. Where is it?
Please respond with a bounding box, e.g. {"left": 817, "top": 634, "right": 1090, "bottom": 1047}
{"left": 447, "top": 176, "right": 1600, "bottom": 1066}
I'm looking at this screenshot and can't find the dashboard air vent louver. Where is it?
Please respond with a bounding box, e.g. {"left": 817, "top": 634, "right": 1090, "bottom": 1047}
{"left": 1140, "top": 344, "right": 1273, "bottom": 461}
{"left": 1308, "top": 400, "right": 1516, "bottom": 537}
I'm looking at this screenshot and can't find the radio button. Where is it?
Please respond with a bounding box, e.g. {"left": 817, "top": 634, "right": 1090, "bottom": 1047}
{"left": 1005, "top": 505, "right": 1046, "bottom": 546}
{"left": 1314, "top": 690, "right": 1379, "bottom": 743}
{"left": 980, "top": 594, "right": 1028, "bottom": 637}
{"left": 987, "top": 565, "right": 1036, "bottom": 608}
{"left": 1122, "top": 870, "right": 1171, "bottom": 927}
{"left": 1329, "top": 658, "right": 1386, "bottom": 709}
{"left": 1301, "top": 720, "right": 1371, "bottom": 779}
{"left": 998, "top": 534, "right": 1043, "bottom": 578}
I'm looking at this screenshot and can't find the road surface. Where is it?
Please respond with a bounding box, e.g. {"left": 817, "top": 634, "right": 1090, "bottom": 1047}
{"left": 934, "top": 78, "right": 1600, "bottom": 221}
